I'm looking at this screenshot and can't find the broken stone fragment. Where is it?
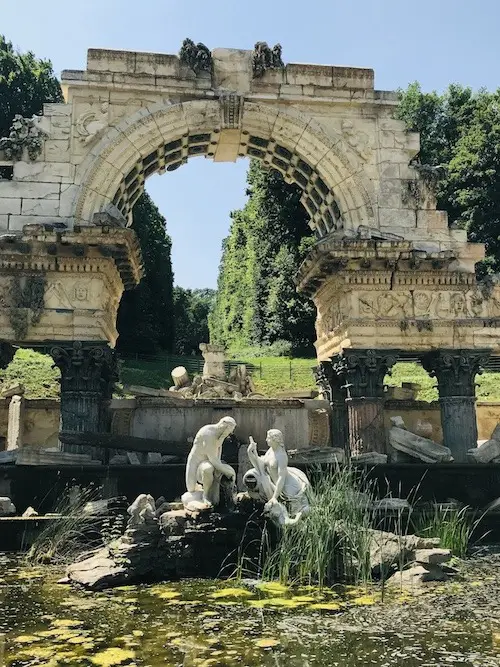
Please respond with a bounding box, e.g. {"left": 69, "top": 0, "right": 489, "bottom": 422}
{"left": 1, "top": 383, "right": 25, "bottom": 398}
{"left": 468, "top": 437, "right": 500, "bottom": 463}
{"left": 389, "top": 419, "right": 453, "bottom": 463}
{"left": 412, "top": 548, "right": 452, "bottom": 565}
{"left": 0, "top": 497, "right": 16, "bottom": 516}
{"left": 352, "top": 452, "right": 388, "bottom": 465}
{"left": 386, "top": 564, "right": 448, "bottom": 590}
{"left": 22, "top": 506, "right": 38, "bottom": 518}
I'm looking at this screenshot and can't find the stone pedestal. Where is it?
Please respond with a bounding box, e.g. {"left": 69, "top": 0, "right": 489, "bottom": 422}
{"left": 314, "top": 361, "right": 348, "bottom": 451}
{"left": 421, "top": 349, "right": 490, "bottom": 462}
{"left": 199, "top": 343, "right": 226, "bottom": 380}
{"left": 50, "top": 341, "right": 117, "bottom": 456}
{"left": 333, "top": 349, "right": 398, "bottom": 456}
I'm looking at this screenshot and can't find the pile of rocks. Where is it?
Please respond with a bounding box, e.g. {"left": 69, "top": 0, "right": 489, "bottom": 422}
{"left": 368, "top": 528, "right": 454, "bottom": 589}
{"left": 168, "top": 343, "right": 264, "bottom": 400}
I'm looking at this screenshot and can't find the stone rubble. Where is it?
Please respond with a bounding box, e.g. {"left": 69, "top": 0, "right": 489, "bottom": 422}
{"left": 468, "top": 423, "right": 500, "bottom": 463}
{"left": 0, "top": 497, "right": 16, "bottom": 516}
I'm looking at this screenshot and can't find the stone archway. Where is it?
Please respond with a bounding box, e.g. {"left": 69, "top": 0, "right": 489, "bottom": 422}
{"left": 73, "top": 100, "right": 374, "bottom": 239}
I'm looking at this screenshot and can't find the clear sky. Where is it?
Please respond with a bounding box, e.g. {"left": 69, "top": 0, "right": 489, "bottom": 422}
{"left": 2, "top": 0, "right": 500, "bottom": 288}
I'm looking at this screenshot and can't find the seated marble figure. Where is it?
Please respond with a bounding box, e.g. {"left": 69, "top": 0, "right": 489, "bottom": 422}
{"left": 181, "top": 416, "right": 237, "bottom": 511}
{"left": 243, "top": 428, "right": 311, "bottom": 526}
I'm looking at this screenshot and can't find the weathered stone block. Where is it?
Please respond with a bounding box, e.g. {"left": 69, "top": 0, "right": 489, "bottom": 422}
{"left": 0, "top": 199, "right": 21, "bottom": 215}
{"left": 21, "top": 198, "right": 60, "bottom": 216}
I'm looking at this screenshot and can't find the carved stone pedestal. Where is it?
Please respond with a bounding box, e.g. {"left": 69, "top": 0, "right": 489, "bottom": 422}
{"left": 50, "top": 341, "right": 117, "bottom": 456}
{"left": 314, "top": 361, "right": 348, "bottom": 450}
{"left": 333, "top": 349, "right": 398, "bottom": 456}
{"left": 421, "top": 350, "right": 489, "bottom": 462}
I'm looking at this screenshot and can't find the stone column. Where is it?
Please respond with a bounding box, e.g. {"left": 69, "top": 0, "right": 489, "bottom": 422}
{"left": 50, "top": 341, "right": 117, "bottom": 456}
{"left": 313, "top": 361, "right": 348, "bottom": 451}
{"left": 334, "top": 349, "right": 398, "bottom": 457}
{"left": 421, "top": 349, "right": 490, "bottom": 462}
{"left": 7, "top": 394, "right": 24, "bottom": 451}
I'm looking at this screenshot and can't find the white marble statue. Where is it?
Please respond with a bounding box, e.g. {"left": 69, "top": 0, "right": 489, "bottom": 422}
{"left": 243, "top": 429, "right": 311, "bottom": 526}
{"left": 182, "top": 416, "right": 237, "bottom": 511}
{"left": 127, "top": 493, "right": 156, "bottom": 527}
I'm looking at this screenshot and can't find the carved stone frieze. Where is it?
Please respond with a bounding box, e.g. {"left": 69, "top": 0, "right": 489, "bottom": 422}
{"left": 341, "top": 120, "right": 372, "bottom": 161}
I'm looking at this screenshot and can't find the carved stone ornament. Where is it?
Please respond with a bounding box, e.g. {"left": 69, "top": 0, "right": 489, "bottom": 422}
{"left": 0, "top": 114, "right": 48, "bottom": 161}
{"left": 179, "top": 38, "right": 212, "bottom": 74}
{"left": 421, "top": 349, "right": 490, "bottom": 398}
{"left": 252, "top": 42, "right": 284, "bottom": 78}
{"left": 219, "top": 93, "right": 244, "bottom": 129}
{"left": 50, "top": 342, "right": 118, "bottom": 434}
{"left": 341, "top": 120, "right": 372, "bottom": 161}
{"left": 76, "top": 102, "right": 109, "bottom": 145}
{"left": 339, "top": 349, "right": 398, "bottom": 399}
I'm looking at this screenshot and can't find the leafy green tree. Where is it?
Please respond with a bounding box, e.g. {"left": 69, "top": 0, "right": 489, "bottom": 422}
{"left": 173, "top": 287, "right": 216, "bottom": 354}
{"left": 396, "top": 83, "right": 500, "bottom": 276}
{"left": 0, "top": 35, "right": 62, "bottom": 137}
{"left": 210, "top": 161, "right": 316, "bottom": 354}
{"left": 117, "top": 193, "right": 175, "bottom": 354}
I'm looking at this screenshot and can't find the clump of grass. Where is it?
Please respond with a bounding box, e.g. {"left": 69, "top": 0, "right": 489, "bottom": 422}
{"left": 25, "top": 484, "right": 118, "bottom": 565}
{"left": 413, "top": 504, "right": 483, "bottom": 557}
{"left": 260, "top": 465, "right": 379, "bottom": 589}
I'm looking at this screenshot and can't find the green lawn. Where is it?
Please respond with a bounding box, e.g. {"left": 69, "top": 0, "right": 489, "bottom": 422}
{"left": 2, "top": 351, "right": 500, "bottom": 402}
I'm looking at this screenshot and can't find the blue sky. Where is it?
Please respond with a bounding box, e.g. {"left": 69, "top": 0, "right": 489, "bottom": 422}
{"left": 2, "top": 0, "right": 500, "bottom": 288}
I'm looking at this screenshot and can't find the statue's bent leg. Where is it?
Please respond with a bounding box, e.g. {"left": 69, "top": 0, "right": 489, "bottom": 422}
{"left": 186, "top": 453, "right": 202, "bottom": 493}
{"left": 199, "top": 461, "right": 219, "bottom": 506}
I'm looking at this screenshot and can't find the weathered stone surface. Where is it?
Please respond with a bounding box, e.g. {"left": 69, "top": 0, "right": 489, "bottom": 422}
{"left": 1, "top": 383, "right": 24, "bottom": 398}
{"left": 389, "top": 421, "right": 453, "bottom": 463}
{"left": 352, "top": 452, "right": 388, "bottom": 465}
{"left": 147, "top": 452, "right": 162, "bottom": 465}
{"left": 7, "top": 394, "right": 24, "bottom": 450}
{"left": 16, "top": 448, "right": 95, "bottom": 466}
{"left": 109, "top": 454, "right": 128, "bottom": 465}
{"left": 127, "top": 452, "right": 141, "bottom": 465}
{"left": 372, "top": 498, "right": 410, "bottom": 512}
{"left": 199, "top": 343, "right": 226, "bottom": 380}
{"left": 368, "top": 529, "right": 440, "bottom": 577}
{"left": 171, "top": 366, "right": 190, "bottom": 389}
{"left": 386, "top": 564, "right": 448, "bottom": 590}
{"left": 413, "top": 548, "right": 452, "bottom": 565}
{"left": 0, "top": 497, "right": 16, "bottom": 516}
{"left": 22, "top": 506, "right": 38, "bottom": 517}
{"left": 468, "top": 433, "right": 500, "bottom": 463}
{"left": 287, "top": 447, "right": 345, "bottom": 464}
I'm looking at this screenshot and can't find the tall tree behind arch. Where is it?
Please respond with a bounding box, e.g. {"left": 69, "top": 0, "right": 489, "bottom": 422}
{"left": 210, "top": 161, "right": 316, "bottom": 354}
{"left": 116, "top": 192, "right": 175, "bottom": 354}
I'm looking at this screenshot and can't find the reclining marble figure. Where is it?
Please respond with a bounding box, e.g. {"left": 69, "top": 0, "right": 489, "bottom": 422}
{"left": 182, "top": 416, "right": 237, "bottom": 511}
{"left": 243, "top": 429, "right": 311, "bottom": 526}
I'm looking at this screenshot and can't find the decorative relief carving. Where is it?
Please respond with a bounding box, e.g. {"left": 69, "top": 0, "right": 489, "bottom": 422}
{"left": 0, "top": 115, "right": 48, "bottom": 160}
{"left": 76, "top": 102, "right": 109, "bottom": 146}
{"left": 219, "top": 93, "right": 244, "bottom": 129}
{"left": 356, "top": 289, "right": 500, "bottom": 321}
{"left": 252, "top": 42, "right": 284, "bottom": 78}
{"left": 341, "top": 120, "right": 372, "bottom": 161}
{"left": 179, "top": 39, "right": 212, "bottom": 74}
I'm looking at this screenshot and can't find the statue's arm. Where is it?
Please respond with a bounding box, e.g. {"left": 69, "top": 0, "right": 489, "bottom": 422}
{"left": 205, "top": 439, "right": 235, "bottom": 479}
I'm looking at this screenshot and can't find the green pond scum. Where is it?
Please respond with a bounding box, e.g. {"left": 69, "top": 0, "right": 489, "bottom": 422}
{"left": 1, "top": 555, "right": 500, "bottom": 666}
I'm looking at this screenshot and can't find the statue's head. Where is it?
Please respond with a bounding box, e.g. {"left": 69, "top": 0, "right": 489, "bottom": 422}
{"left": 266, "top": 429, "right": 284, "bottom": 449}
{"left": 218, "top": 416, "right": 237, "bottom": 436}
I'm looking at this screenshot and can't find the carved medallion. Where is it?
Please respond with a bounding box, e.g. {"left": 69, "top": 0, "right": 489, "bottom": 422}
{"left": 76, "top": 102, "right": 109, "bottom": 146}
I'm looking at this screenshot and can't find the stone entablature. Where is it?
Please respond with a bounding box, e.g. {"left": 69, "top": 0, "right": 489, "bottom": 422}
{"left": 0, "top": 224, "right": 141, "bottom": 345}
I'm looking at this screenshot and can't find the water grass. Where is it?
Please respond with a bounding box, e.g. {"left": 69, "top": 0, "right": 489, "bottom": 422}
{"left": 413, "top": 504, "right": 485, "bottom": 557}
{"left": 24, "top": 484, "right": 119, "bottom": 565}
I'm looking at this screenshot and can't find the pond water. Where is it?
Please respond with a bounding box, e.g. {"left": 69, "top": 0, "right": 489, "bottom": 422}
{"left": 1, "top": 554, "right": 500, "bottom": 666}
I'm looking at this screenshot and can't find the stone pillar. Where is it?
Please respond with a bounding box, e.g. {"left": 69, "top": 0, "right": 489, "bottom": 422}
{"left": 421, "top": 349, "right": 490, "bottom": 462}
{"left": 313, "top": 361, "right": 348, "bottom": 450}
{"left": 199, "top": 343, "right": 226, "bottom": 380}
{"left": 7, "top": 394, "right": 24, "bottom": 451}
{"left": 50, "top": 341, "right": 117, "bottom": 455}
{"left": 333, "top": 349, "right": 398, "bottom": 456}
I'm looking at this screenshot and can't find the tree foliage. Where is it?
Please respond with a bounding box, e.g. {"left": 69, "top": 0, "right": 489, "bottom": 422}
{"left": 397, "top": 82, "right": 500, "bottom": 275}
{"left": 0, "top": 35, "right": 62, "bottom": 137}
{"left": 173, "top": 287, "right": 216, "bottom": 354}
{"left": 210, "top": 161, "right": 316, "bottom": 354}
{"left": 116, "top": 193, "right": 175, "bottom": 354}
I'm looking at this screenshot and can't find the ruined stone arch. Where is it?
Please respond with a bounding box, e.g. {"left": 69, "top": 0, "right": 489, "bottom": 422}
{"left": 74, "top": 100, "right": 375, "bottom": 237}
